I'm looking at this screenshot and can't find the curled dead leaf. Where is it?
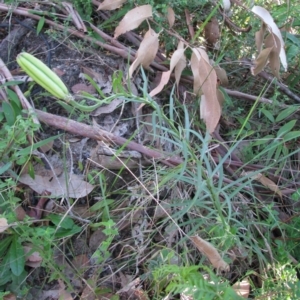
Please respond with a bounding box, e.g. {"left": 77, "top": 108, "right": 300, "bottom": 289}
{"left": 128, "top": 28, "right": 159, "bottom": 78}
{"left": 265, "top": 34, "right": 281, "bottom": 78}
{"left": 190, "top": 235, "right": 230, "bottom": 272}
{"left": 252, "top": 6, "right": 287, "bottom": 71}
{"left": 191, "top": 48, "right": 221, "bottom": 133}
{"left": 114, "top": 5, "right": 152, "bottom": 38}
{"left": 149, "top": 47, "right": 186, "bottom": 97}
{"left": 255, "top": 22, "right": 267, "bottom": 53}
{"left": 175, "top": 41, "right": 186, "bottom": 86}
{"left": 251, "top": 47, "right": 273, "bottom": 76}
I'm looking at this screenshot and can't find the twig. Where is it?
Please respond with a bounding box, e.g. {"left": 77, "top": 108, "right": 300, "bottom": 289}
{"left": 35, "top": 109, "right": 183, "bottom": 167}
{"left": 224, "top": 89, "right": 289, "bottom": 108}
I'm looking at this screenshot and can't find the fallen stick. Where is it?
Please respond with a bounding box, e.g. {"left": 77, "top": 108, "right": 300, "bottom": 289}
{"left": 35, "top": 109, "right": 183, "bottom": 167}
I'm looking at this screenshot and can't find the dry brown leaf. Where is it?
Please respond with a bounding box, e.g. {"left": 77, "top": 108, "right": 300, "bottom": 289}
{"left": 167, "top": 6, "right": 175, "bottom": 28}
{"left": 217, "top": 89, "right": 225, "bottom": 107}
{"left": 14, "top": 206, "right": 26, "bottom": 221}
{"left": 190, "top": 235, "right": 229, "bottom": 272}
{"left": 97, "top": 0, "right": 126, "bottom": 11}
{"left": 114, "top": 5, "right": 152, "bottom": 38}
{"left": 252, "top": 6, "right": 287, "bottom": 71}
{"left": 256, "top": 173, "right": 282, "bottom": 198}
{"left": 232, "top": 278, "right": 250, "bottom": 298}
{"left": 214, "top": 65, "right": 229, "bottom": 87}
{"left": 205, "top": 17, "right": 220, "bottom": 47}
{"left": 19, "top": 173, "right": 95, "bottom": 198}
{"left": 23, "top": 245, "right": 43, "bottom": 268}
{"left": 58, "top": 279, "right": 74, "bottom": 300}
{"left": 255, "top": 22, "right": 267, "bottom": 53}
{"left": 128, "top": 28, "right": 159, "bottom": 78}
{"left": 265, "top": 34, "right": 281, "bottom": 78}
{"left": 3, "top": 294, "right": 16, "bottom": 300}
{"left": 149, "top": 71, "right": 171, "bottom": 97}
{"left": 191, "top": 48, "right": 221, "bottom": 133}
{"left": 251, "top": 47, "right": 273, "bottom": 76}
{"left": 149, "top": 47, "right": 185, "bottom": 97}
{"left": 71, "top": 83, "right": 96, "bottom": 94}
{"left": 0, "top": 217, "right": 9, "bottom": 233}
{"left": 244, "top": 171, "right": 282, "bottom": 198}
{"left": 90, "top": 98, "right": 123, "bottom": 116}
{"left": 175, "top": 41, "right": 186, "bottom": 86}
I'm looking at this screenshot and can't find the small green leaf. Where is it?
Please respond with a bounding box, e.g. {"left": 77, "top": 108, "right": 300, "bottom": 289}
{"left": 47, "top": 214, "right": 74, "bottom": 229}
{"left": 0, "top": 162, "right": 12, "bottom": 175}
{"left": 283, "top": 130, "right": 300, "bottom": 142}
{"left": 0, "top": 80, "right": 23, "bottom": 87}
{"left": 2, "top": 102, "right": 16, "bottom": 125}
{"left": 37, "top": 16, "right": 45, "bottom": 35}
{"left": 90, "top": 199, "right": 114, "bottom": 212}
{"left": 18, "top": 134, "right": 61, "bottom": 156}
{"left": 28, "top": 161, "right": 35, "bottom": 179}
{"left": 0, "top": 236, "right": 13, "bottom": 256}
{"left": 277, "top": 120, "right": 296, "bottom": 138}
{"left": 260, "top": 108, "right": 274, "bottom": 123}
{"left": 9, "top": 236, "right": 25, "bottom": 276}
{"left": 276, "top": 106, "right": 298, "bottom": 122}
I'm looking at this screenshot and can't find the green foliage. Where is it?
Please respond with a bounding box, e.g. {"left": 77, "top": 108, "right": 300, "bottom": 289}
{"left": 73, "top": 0, "right": 93, "bottom": 20}
{"left": 150, "top": 252, "right": 242, "bottom": 299}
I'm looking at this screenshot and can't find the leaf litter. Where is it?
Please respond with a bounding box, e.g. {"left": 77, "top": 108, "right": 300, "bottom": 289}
{"left": 0, "top": 1, "right": 298, "bottom": 299}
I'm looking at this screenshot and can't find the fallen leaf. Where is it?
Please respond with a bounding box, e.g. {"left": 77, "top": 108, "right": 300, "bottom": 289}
{"left": 72, "top": 254, "right": 89, "bottom": 270}
{"left": 232, "top": 278, "right": 250, "bottom": 298}
{"left": 252, "top": 6, "right": 287, "bottom": 71}
{"left": 191, "top": 48, "right": 221, "bottom": 133}
{"left": 90, "top": 98, "right": 123, "bottom": 116}
{"left": 114, "top": 5, "right": 152, "bottom": 38}
{"left": 0, "top": 217, "right": 9, "bottom": 232}
{"left": 23, "top": 245, "right": 43, "bottom": 268}
{"left": 97, "top": 0, "right": 126, "bottom": 11}
{"left": 58, "top": 279, "right": 74, "bottom": 300}
{"left": 15, "top": 206, "right": 26, "bottom": 221}
{"left": 128, "top": 28, "right": 159, "bottom": 78}
{"left": 167, "top": 6, "right": 175, "bottom": 28}
{"left": 71, "top": 83, "right": 96, "bottom": 94}
{"left": 190, "top": 235, "right": 230, "bottom": 272}
{"left": 19, "top": 173, "right": 95, "bottom": 198}
{"left": 251, "top": 47, "right": 273, "bottom": 76}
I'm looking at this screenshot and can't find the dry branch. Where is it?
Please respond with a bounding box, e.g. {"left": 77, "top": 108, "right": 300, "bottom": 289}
{"left": 35, "top": 110, "right": 183, "bottom": 167}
